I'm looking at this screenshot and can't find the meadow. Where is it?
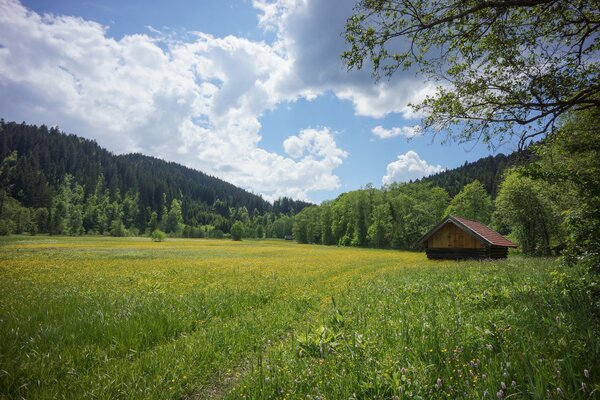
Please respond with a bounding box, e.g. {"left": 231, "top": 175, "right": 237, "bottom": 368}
{"left": 0, "top": 237, "right": 598, "bottom": 399}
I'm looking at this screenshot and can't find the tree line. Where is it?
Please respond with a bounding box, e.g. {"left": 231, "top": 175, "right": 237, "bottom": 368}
{"left": 341, "top": 0, "right": 599, "bottom": 274}
{"left": 293, "top": 108, "right": 599, "bottom": 265}
{"left": 0, "top": 121, "right": 309, "bottom": 238}
{"left": 419, "top": 151, "right": 531, "bottom": 198}
{"left": 0, "top": 161, "right": 299, "bottom": 239}
{"left": 1, "top": 110, "right": 597, "bottom": 271}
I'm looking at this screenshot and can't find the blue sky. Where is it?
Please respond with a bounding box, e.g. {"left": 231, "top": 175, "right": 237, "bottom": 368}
{"left": 0, "top": 0, "right": 519, "bottom": 203}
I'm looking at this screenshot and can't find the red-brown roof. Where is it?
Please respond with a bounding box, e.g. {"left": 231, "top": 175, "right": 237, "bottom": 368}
{"left": 450, "top": 216, "right": 517, "bottom": 247}
{"left": 417, "top": 215, "right": 517, "bottom": 248}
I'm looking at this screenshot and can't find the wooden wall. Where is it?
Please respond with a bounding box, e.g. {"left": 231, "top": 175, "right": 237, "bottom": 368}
{"left": 426, "top": 223, "right": 485, "bottom": 249}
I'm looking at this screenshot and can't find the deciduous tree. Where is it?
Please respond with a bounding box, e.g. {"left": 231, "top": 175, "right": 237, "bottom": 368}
{"left": 494, "top": 170, "right": 559, "bottom": 255}
{"left": 343, "top": 0, "right": 600, "bottom": 147}
{"left": 231, "top": 221, "right": 244, "bottom": 241}
{"left": 445, "top": 180, "right": 493, "bottom": 224}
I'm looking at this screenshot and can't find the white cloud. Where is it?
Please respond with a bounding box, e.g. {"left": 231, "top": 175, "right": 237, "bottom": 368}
{"left": 257, "top": 0, "right": 433, "bottom": 119}
{"left": 253, "top": 0, "right": 285, "bottom": 32}
{"left": 283, "top": 128, "right": 347, "bottom": 160}
{"left": 0, "top": 0, "right": 436, "bottom": 201}
{"left": 0, "top": 0, "right": 349, "bottom": 201}
{"left": 372, "top": 125, "right": 422, "bottom": 139}
{"left": 382, "top": 151, "right": 444, "bottom": 185}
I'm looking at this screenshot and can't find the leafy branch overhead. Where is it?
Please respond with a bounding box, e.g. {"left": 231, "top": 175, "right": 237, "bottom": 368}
{"left": 343, "top": 0, "right": 600, "bottom": 148}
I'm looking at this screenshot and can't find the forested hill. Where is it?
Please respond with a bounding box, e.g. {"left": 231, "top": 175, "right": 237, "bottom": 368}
{"left": 418, "top": 151, "right": 532, "bottom": 198}
{"left": 0, "top": 120, "right": 310, "bottom": 235}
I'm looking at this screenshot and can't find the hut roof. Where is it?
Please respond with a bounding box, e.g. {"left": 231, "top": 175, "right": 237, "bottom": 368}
{"left": 418, "top": 215, "right": 517, "bottom": 248}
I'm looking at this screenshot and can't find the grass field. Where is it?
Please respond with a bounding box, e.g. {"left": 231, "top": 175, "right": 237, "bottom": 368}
{"left": 0, "top": 236, "right": 598, "bottom": 399}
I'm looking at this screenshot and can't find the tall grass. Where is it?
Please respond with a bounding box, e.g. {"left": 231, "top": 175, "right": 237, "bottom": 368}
{"left": 0, "top": 236, "right": 598, "bottom": 399}
{"left": 229, "top": 259, "right": 599, "bottom": 399}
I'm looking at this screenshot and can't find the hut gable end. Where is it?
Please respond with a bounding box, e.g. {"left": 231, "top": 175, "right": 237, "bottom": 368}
{"left": 426, "top": 223, "right": 485, "bottom": 249}
{"left": 417, "top": 215, "right": 516, "bottom": 260}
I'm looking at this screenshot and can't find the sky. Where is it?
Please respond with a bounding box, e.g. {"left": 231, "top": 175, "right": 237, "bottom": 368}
{"left": 0, "top": 0, "right": 519, "bottom": 203}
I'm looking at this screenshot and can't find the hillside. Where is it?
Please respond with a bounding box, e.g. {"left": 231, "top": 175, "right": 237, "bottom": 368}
{"left": 0, "top": 120, "right": 310, "bottom": 234}
{"left": 418, "top": 151, "right": 532, "bottom": 198}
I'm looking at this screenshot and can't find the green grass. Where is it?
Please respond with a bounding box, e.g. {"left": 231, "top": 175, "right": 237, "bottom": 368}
{"left": 0, "top": 236, "right": 598, "bottom": 399}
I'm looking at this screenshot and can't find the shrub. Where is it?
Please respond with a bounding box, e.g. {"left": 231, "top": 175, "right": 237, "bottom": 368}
{"left": 209, "top": 229, "right": 224, "bottom": 239}
{"left": 231, "top": 221, "right": 244, "bottom": 241}
{"left": 151, "top": 229, "right": 166, "bottom": 242}
{"left": 0, "top": 219, "right": 14, "bottom": 235}
{"left": 191, "top": 226, "right": 205, "bottom": 238}
{"left": 109, "top": 220, "right": 127, "bottom": 237}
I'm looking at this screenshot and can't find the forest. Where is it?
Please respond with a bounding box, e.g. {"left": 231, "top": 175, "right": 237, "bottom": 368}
{"left": 293, "top": 108, "right": 599, "bottom": 263}
{"left": 1, "top": 108, "right": 598, "bottom": 267}
{"left": 0, "top": 120, "right": 307, "bottom": 239}
{"left": 0, "top": 119, "right": 518, "bottom": 242}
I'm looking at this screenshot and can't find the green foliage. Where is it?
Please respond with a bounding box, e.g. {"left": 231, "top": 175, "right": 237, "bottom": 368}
{"left": 49, "top": 174, "right": 85, "bottom": 235}
{"left": 0, "top": 150, "right": 17, "bottom": 217}
{"left": 343, "top": 0, "right": 600, "bottom": 147}
{"left": 296, "top": 325, "right": 345, "bottom": 359}
{"left": 420, "top": 152, "right": 528, "bottom": 198}
{"left": 256, "top": 224, "right": 264, "bottom": 239}
{"left": 150, "top": 229, "right": 166, "bottom": 242}
{"left": 494, "top": 170, "right": 560, "bottom": 255}
{"left": 320, "top": 202, "right": 335, "bottom": 245}
{"left": 295, "top": 182, "right": 449, "bottom": 250}
{"left": 13, "top": 207, "right": 32, "bottom": 234}
{"left": 122, "top": 191, "right": 139, "bottom": 229}
{"left": 182, "top": 225, "right": 206, "bottom": 239}
{"left": 386, "top": 183, "right": 449, "bottom": 249}
{"left": 109, "top": 219, "right": 127, "bottom": 237}
{"left": 0, "top": 219, "right": 13, "bottom": 235}
{"left": 528, "top": 108, "right": 600, "bottom": 271}
{"left": 293, "top": 206, "right": 322, "bottom": 244}
{"left": 0, "top": 121, "right": 306, "bottom": 237}
{"left": 230, "top": 221, "right": 244, "bottom": 241}
{"left": 445, "top": 180, "right": 493, "bottom": 224}
{"left": 147, "top": 211, "right": 158, "bottom": 233}
{"left": 33, "top": 208, "right": 49, "bottom": 233}
{"left": 165, "top": 199, "right": 184, "bottom": 235}
{"left": 208, "top": 229, "right": 224, "bottom": 239}
{"left": 272, "top": 196, "right": 312, "bottom": 216}
{"left": 367, "top": 203, "right": 392, "bottom": 248}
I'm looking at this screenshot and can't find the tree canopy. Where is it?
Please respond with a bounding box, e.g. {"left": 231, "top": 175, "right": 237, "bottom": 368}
{"left": 343, "top": 0, "right": 600, "bottom": 148}
{"left": 444, "top": 180, "right": 493, "bottom": 224}
{"left": 494, "top": 170, "right": 559, "bottom": 255}
{"left": 0, "top": 121, "right": 311, "bottom": 238}
{"left": 527, "top": 107, "right": 600, "bottom": 269}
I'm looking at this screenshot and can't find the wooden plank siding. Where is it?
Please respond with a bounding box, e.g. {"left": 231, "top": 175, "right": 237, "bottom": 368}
{"left": 425, "top": 223, "right": 485, "bottom": 249}
{"left": 418, "top": 216, "right": 516, "bottom": 260}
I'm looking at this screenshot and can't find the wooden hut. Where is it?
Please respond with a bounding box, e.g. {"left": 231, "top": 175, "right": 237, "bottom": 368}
{"left": 417, "top": 215, "right": 517, "bottom": 260}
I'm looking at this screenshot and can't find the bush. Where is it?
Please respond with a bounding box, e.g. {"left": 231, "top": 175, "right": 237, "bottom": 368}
{"left": 0, "top": 219, "right": 13, "bottom": 236}
{"left": 109, "top": 220, "right": 127, "bottom": 237}
{"left": 191, "top": 226, "right": 205, "bottom": 238}
{"left": 151, "top": 229, "right": 166, "bottom": 242}
{"left": 231, "top": 221, "right": 244, "bottom": 241}
{"left": 208, "top": 229, "right": 224, "bottom": 239}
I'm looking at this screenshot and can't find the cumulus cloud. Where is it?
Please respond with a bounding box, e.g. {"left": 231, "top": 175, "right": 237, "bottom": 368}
{"left": 283, "top": 128, "right": 347, "bottom": 160}
{"left": 372, "top": 125, "right": 422, "bottom": 139}
{"left": 382, "top": 151, "right": 444, "bottom": 185}
{"left": 256, "top": 0, "right": 433, "bottom": 119}
{"left": 0, "top": 0, "right": 433, "bottom": 201}
{"left": 0, "top": 0, "right": 348, "bottom": 201}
